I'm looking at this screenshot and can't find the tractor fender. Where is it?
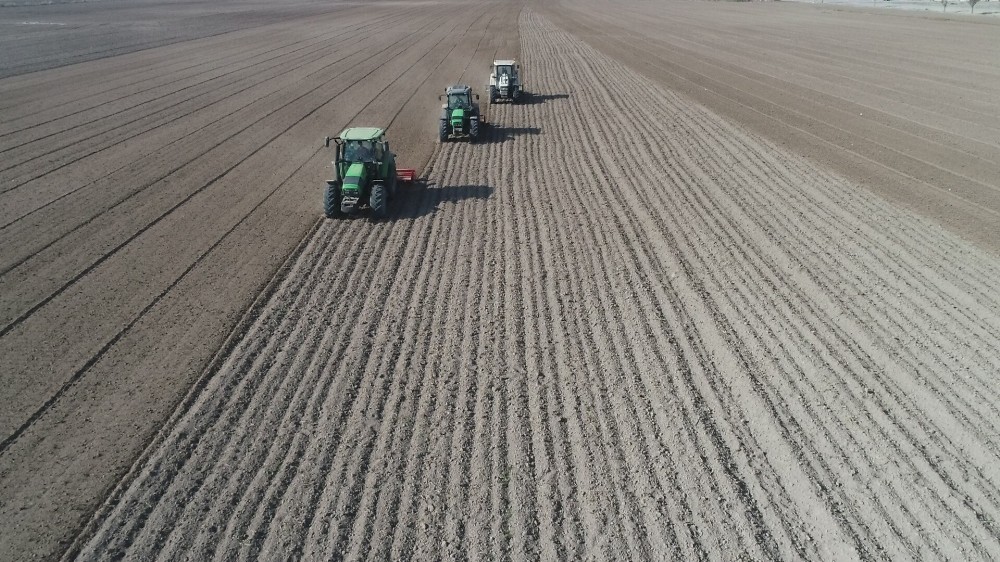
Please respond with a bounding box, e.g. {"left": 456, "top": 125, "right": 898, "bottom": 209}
{"left": 440, "top": 108, "right": 450, "bottom": 120}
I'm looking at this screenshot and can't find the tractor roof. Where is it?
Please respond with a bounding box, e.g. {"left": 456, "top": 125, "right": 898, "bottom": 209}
{"left": 339, "top": 127, "right": 384, "bottom": 141}
{"left": 493, "top": 59, "right": 516, "bottom": 66}
{"left": 445, "top": 84, "right": 472, "bottom": 94}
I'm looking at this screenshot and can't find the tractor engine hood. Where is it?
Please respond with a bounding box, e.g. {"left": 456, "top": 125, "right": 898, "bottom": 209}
{"left": 341, "top": 162, "right": 367, "bottom": 194}
{"left": 450, "top": 108, "right": 466, "bottom": 124}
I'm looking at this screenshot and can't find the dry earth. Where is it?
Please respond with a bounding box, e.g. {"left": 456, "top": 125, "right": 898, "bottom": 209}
{"left": 1, "top": 0, "right": 999, "bottom": 560}
{"left": 0, "top": 0, "right": 519, "bottom": 558}
{"left": 538, "top": 0, "right": 1000, "bottom": 250}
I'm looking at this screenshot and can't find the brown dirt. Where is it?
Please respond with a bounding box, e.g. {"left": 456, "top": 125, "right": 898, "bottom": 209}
{"left": 537, "top": 0, "right": 1000, "bottom": 252}
{"left": 1, "top": 0, "right": 999, "bottom": 560}
{"left": 0, "top": 0, "right": 518, "bottom": 559}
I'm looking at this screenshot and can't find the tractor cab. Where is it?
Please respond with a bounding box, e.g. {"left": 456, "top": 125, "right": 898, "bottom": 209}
{"left": 342, "top": 139, "right": 380, "bottom": 163}
{"left": 447, "top": 92, "right": 471, "bottom": 109}
{"left": 443, "top": 86, "right": 474, "bottom": 110}
{"left": 326, "top": 128, "right": 390, "bottom": 173}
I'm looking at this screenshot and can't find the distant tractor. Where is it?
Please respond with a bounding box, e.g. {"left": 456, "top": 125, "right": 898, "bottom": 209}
{"left": 322, "top": 127, "right": 414, "bottom": 219}
{"left": 439, "top": 85, "right": 482, "bottom": 142}
{"left": 488, "top": 59, "right": 522, "bottom": 103}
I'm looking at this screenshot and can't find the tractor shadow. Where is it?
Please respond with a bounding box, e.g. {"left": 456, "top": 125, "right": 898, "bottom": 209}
{"left": 389, "top": 179, "right": 494, "bottom": 220}
{"left": 474, "top": 122, "right": 541, "bottom": 145}
{"left": 518, "top": 92, "right": 570, "bottom": 106}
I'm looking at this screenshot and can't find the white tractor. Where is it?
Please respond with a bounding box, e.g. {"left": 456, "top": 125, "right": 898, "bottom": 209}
{"left": 488, "top": 59, "right": 522, "bottom": 103}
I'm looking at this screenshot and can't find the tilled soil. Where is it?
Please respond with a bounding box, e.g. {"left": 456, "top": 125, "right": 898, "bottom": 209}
{"left": 69, "top": 10, "right": 1000, "bottom": 561}
{"left": 539, "top": 0, "right": 1000, "bottom": 251}
{"left": 0, "top": 0, "right": 518, "bottom": 558}
{"left": 0, "top": 0, "right": 349, "bottom": 79}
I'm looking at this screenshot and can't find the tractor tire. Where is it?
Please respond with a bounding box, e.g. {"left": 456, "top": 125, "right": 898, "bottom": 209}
{"left": 469, "top": 118, "right": 479, "bottom": 143}
{"left": 324, "top": 183, "right": 343, "bottom": 218}
{"left": 389, "top": 173, "right": 398, "bottom": 197}
{"left": 489, "top": 86, "right": 497, "bottom": 104}
{"left": 370, "top": 182, "right": 387, "bottom": 219}
{"left": 512, "top": 88, "right": 521, "bottom": 103}
{"left": 439, "top": 119, "right": 448, "bottom": 143}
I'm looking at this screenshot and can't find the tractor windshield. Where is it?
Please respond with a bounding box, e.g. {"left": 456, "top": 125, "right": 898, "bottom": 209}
{"left": 496, "top": 65, "right": 512, "bottom": 79}
{"left": 342, "top": 140, "right": 376, "bottom": 162}
{"left": 447, "top": 93, "right": 471, "bottom": 109}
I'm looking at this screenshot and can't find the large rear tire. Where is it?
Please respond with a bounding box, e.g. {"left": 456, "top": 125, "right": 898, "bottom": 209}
{"left": 489, "top": 86, "right": 497, "bottom": 104}
{"left": 324, "top": 183, "right": 343, "bottom": 218}
{"left": 439, "top": 119, "right": 448, "bottom": 142}
{"left": 469, "top": 117, "right": 479, "bottom": 143}
{"left": 370, "top": 182, "right": 387, "bottom": 219}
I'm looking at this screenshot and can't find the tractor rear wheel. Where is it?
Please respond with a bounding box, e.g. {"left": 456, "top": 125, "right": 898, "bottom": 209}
{"left": 439, "top": 119, "right": 448, "bottom": 142}
{"left": 469, "top": 117, "right": 479, "bottom": 142}
{"left": 489, "top": 86, "right": 497, "bottom": 104}
{"left": 370, "top": 182, "right": 387, "bottom": 219}
{"left": 324, "top": 183, "right": 343, "bottom": 218}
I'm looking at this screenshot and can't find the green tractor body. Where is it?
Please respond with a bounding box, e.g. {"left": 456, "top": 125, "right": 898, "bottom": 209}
{"left": 439, "top": 85, "right": 481, "bottom": 142}
{"left": 341, "top": 162, "right": 368, "bottom": 198}
{"left": 323, "top": 127, "right": 397, "bottom": 219}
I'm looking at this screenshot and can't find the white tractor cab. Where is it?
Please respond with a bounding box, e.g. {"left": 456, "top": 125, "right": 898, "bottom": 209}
{"left": 488, "top": 59, "right": 522, "bottom": 103}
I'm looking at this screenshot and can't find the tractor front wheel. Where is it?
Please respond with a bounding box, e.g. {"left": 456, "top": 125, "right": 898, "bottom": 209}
{"left": 324, "top": 183, "right": 343, "bottom": 218}
{"left": 489, "top": 86, "right": 497, "bottom": 104}
{"left": 370, "top": 182, "right": 387, "bottom": 219}
{"left": 439, "top": 119, "right": 448, "bottom": 142}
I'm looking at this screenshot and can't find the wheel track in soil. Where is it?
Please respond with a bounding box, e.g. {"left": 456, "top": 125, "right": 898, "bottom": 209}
{"left": 0, "top": 10, "right": 365, "bottom": 116}
{"left": 572, "top": 1, "right": 1000, "bottom": 133}
{"left": 552, "top": 18, "right": 1000, "bottom": 504}
{"left": 0, "top": 8, "right": 425, "bottom": 230}
{"left": 64, "top": 5, "right": 1000, "bottom": 562}
{"left": 0, "top": 8, "right": 395, "bottom": 135}
{"left": 549, "top": 9, "right": 1000, "bottom": 218}
{"left": 650, "top": 57, "right": 1000, "bottom": 478}
{"left": 0, "top": 3, "right": 484, "bottom": 434}
{"left": 0, "top": 9, "right": 420, "bottom": 183}
{"left": 260, "top": 19, "right": 509, "bottom": 561}
{"left": 540, "top": 1, "right": 1000, "bottom": 253}
{"left": 63, "top": 5, "right": 520, "bottom": 560}
{"left": 15, "top": 0, "right": 491, "bottom": 429}
{"left": 528, "top": 52, "right": 746, "bottom": 560}
{"left": 339, "top": 35, "right": 506, "bottom": 561}
{"left": 528, "top": 10, "right": 1000, "bottom": 559}
{"left": 587, "top": 4, "right": 1000, "bottom": 136}
{"left": 0, "top": 7, "right": 426, "bottom": 226}
{"left": 0, "top": 3, "right": 514, "bottom": 560}
{"left": 544, "top": 13, "right": 1000, "bottom": 556}
{"left": 527, "top": 27, "right": 794, "bottom": 560}
{"left": 0, "top": 10, "right": 435, "bottom": 280}
{"left": 0, "top": 14, "right": 379, "bottom": 143}
{"left": 0, "top": 0, "right": 360, "bottom": 80}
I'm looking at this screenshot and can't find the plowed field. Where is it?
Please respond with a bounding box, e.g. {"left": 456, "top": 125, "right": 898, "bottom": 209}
{"left": 2, "top": 0, "right": 999, "bottom": 560}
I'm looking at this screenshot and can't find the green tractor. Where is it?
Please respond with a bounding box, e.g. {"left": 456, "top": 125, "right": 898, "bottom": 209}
{"left": 323, "top": 127, "right": 413, "bottom": 219}
{"left": 439, "top": 85, "right": 482, "bottom": 143}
